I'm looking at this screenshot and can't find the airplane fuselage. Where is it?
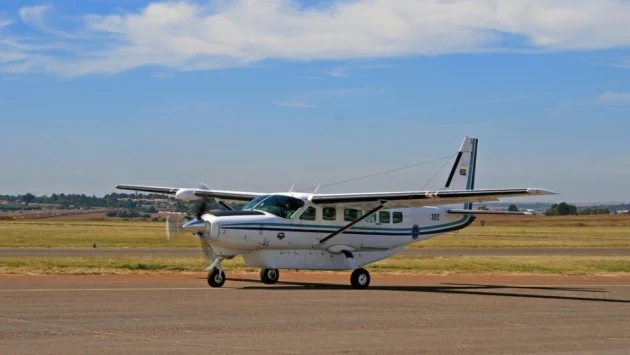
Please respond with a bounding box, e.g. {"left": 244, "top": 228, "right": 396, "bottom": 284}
{"left": 200, "top": 205, "right": 475, "bottom": 270}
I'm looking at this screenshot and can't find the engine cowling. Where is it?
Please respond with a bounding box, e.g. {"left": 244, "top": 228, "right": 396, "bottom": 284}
{"left": 182, "top": 217, "right": 220, "bottom": 243}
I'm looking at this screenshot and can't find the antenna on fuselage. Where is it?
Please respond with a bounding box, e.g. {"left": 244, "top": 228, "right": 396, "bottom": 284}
{"left": 289, "top": 183, "right": 295, "bottom": 192}
{"left": 312, "top": 184, "right": 321, "bottom": 194}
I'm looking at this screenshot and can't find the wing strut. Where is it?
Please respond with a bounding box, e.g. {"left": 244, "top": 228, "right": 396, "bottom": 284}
{"left": 315, "top": 203, "right": 385, "bottom": 246}
{"left": 217, "top": 201, "right": 234, "bottom": 211}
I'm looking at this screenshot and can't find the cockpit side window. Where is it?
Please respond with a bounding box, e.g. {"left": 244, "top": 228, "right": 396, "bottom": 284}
{"left": 299, "top": 206, "right": 316, "bottom": 221}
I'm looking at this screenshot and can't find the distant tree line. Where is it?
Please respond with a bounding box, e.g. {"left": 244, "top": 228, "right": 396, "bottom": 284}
{"left": 0, "top": 204, "right": 42, "bottom": 212}
{"left": 106, "top": 211, "right": 152, "bottom": 219}
{"left": 0, "top": 193, "right": 177, "bottom": 210}
{"left": 0, "top": 192, "right": 232, "bottom": 216}
{"left": 545, "top": 202, "right": 610, "bottom": 216}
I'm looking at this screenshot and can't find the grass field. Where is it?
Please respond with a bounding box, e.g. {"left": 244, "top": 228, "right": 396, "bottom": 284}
{"left": 0, "top": 255, "right": 628, "bottom": 275}
{"left": 1, "top": 215, "right": 629, "bottom": 248}
{"left": 1, "top": 215, "right": 629, "bottom": 275}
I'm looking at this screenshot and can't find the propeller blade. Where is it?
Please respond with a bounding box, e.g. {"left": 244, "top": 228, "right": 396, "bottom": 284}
{"left": 194, "top": 221, "right": 216, "bottom": 269}
{"left": 195, "top": 200, "right": 208, "bottom": 219}
{"left": 165, "top": 214, "right": 187, "bottom": 241}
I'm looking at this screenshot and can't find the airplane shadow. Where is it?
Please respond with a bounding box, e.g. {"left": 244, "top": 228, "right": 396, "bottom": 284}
{"left": 226, "top": 277, "right": 630, "bottom": 304}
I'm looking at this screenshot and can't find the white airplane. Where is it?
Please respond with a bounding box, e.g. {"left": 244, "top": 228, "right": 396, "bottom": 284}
{"left": 116, "top": 137, "right": 555, "bottom": 289}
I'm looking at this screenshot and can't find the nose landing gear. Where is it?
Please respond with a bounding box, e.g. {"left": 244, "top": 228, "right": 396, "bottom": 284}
{"left": 207, "top": 267, "right": 226, "bottom": 288}
{"left": 207, "top": 256, "right": 226, "bottom": 288}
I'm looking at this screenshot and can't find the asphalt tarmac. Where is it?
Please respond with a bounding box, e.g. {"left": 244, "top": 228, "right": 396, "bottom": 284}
{"left": 1, "top": 273, "right": 629, "bottom": 354}
{"left": 1, "top": 247, "right": 630, "bottom": 258}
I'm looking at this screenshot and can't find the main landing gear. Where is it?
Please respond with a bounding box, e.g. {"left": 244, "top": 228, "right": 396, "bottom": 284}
{"left": 206, "top": 254, "right": 371, "bottom": 289}
{"left": 260, "top": 268, "right": 280, "bottom": 284}
{"left": 350, "top": 268, "right": 370, "bottom": 289}
{"left": 342, "top": 250, "right": 370, "bottom": 289}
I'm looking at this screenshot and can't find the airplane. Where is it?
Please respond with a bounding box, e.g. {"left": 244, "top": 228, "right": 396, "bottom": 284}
{"left": 115, "top": 137, "right": 556, "bottom": 289}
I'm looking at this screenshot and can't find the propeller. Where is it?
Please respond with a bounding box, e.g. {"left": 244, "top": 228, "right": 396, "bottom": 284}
{"left": 165, "top": 213, "right": 188, "bottom": 241}
{"left": 161, "top": 182, "right": 218, "bottom": 269}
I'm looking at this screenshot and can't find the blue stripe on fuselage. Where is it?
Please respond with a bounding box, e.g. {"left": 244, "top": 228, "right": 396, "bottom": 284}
{"left": 220, "top": 215, "right": 474, "bottom": 236}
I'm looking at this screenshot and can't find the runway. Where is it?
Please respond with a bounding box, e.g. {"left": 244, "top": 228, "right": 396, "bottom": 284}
{"left": 1, "top": 273, "right": 629, "bottom": 354}
{"left": 1, "top": 247, "right": 630, "bottom": 258}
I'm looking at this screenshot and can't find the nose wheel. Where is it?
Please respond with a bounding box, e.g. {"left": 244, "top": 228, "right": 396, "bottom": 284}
{"left": 207, "top": 267, "right": 226, "bottom": 287}
{"left": 207, "top": 256, "right": 226, "bottom": 289}
{"left": 260, "top": 268, "right": 280, "bottom": 284}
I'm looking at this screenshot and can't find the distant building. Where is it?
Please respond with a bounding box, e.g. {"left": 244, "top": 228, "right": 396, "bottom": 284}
{"left": 616, "top": 210, "right": 629, "bottom": 214}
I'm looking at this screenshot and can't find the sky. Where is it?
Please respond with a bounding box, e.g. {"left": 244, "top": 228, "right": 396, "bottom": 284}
{"left": 1, "top": 0, "right": 630, "bottom": 204}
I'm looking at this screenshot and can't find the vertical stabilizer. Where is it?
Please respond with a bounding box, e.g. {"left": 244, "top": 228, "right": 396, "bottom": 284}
{"left": 444, "top": 137, "right": 478, "bottom": 209}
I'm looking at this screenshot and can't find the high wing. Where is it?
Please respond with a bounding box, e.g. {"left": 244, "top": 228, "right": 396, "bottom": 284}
{"left": 309, "top": 188, "right": 555, "bottom": 209}
{"left": 310, "top": 137, "right": 556, "bottom": 209}
{"left": 115, "top": 185, "right": 180, "bottom": 195}
{"left": 115, "top": 184, "right": 263, "bottom": 204}
{"left": 447, "top": 209, "right": 541, "bottom": 215}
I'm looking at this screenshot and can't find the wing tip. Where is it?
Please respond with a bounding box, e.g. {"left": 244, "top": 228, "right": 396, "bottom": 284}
{"left": 527, "top": 188, "right": 557, "bottom": 195}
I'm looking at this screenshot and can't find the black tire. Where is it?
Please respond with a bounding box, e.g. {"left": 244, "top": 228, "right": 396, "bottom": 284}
{"left": 350, "top": 268, "right": 370, "bottom": 289}
{"left": 260, "top": 268, "right": 280, "bottom": 284}
{"left": 207, "top": 267, "right": 226, "bottom": 288}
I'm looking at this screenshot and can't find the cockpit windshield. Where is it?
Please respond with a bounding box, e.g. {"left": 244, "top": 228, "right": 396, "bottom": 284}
{"left": 241, "top": 195, "right": 270, "bottom": 211}
{"left": 242, "top": 195, "right": 305, "bottom": 219}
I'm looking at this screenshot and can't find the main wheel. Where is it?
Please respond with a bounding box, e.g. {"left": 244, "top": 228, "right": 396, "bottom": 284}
{"left": 260, "top": 268, "right": 280, "bottom": 284}
{"left": 350, "top": 268, "right": 370, "bottom": 289}
{"left": 207, "top": 267, "right": 226, "bottom": 288}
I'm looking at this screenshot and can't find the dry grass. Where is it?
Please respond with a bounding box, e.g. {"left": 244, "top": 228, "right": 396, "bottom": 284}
{"left": 1, "top": 255, "right": 628, "bottom": 276}
{"left": 0, "top": 220, "right": 191, "bottom": 248}
{"left": 0, "top": 257, "right": 248, "bottom": 275}
{"left": 2, "top": 215, "right": 630, "bottom": 249}
{"left": 370, "top": 256, "right": 630, "bottom": 275}
{"left": 411, "top": 214, "right": 630, "bottom": 248}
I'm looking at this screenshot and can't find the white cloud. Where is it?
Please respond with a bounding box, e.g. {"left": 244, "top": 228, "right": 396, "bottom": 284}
{"left": 482, "top": 94, "right": 531, "bottom": 104}
{"left": 596, "top": 91, "right": 630, "bottom": 103}
{"left": 274, "top": 86, "right": 385, "bottom": 108}
{"left": 273, "top": 100, "right": 320, "bottom": 108}
{"left": 2, "top": 1, "right": 630, "bottom": 76}
{"left": 19, "top": 5, "right": 51, "bottom": 31}
{"left": 0, "top": 18, "right": 12, "bottom": 29}
{"left": 328, "top": 66, "right": 349, "bottom": 78}
{"left": 326, "top": 63, "right": 392, "bottom": 78}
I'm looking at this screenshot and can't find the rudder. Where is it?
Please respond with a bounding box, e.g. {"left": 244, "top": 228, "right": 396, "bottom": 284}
{"left": 444, "top": 137, "right": 478, "bottom": 191}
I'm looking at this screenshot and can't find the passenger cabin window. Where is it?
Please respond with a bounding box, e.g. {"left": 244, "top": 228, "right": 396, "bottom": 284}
{"left": 378, "top": 211, "right": 390, "bottom": 224}
{"left": 364, "top": 214, "right": 376, "bottom": 224}
{"left": 393, "top": 212, "right": 403, "bottom": 224}
{"left": 299, "top": 206, "right": 316, "bottom": 221}
{"left": 323, "top": 207, "right": 336, "bottom": 220}
{"left": 344, "top": 208, "right": 362, "bottom": 221}
{"left": 242, "top": 195, "right": 305, "bottom": 219}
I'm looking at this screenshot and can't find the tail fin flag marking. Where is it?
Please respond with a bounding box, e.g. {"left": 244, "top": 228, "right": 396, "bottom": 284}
{"left": 444, "top": 137, "right": 478, "bottom": 211}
